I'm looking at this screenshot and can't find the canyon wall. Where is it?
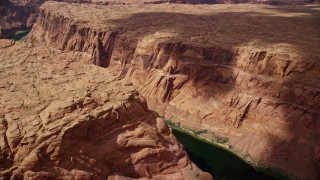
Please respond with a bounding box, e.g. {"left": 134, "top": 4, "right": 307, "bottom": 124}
{"left": 28, "top": 2, "right": 320, "bottom": 179}
{"left": 0, "top": 39, "right": 211, "bottom": 179}
{"left": 1, "top": 0, "right": 317, "bottom": 37}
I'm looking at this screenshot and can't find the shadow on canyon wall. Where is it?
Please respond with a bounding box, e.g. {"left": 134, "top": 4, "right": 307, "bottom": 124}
{"left": 106, "top": 5, "right": 320, "bottom": 179}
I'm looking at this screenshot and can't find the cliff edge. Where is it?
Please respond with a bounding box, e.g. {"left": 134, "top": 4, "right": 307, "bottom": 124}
{"left": 28, "top": 2, "right": 320, "bottom": 179}
{"left": 0, "top": 39, "right": 211, "bottom": 179}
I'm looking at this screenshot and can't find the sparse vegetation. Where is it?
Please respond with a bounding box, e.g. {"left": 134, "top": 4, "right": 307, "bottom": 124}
{"left": 162, "top": 117, "right": 207, "bottom": 135}
{"left": 161, "top": 116, "right": 181, "bottom": 128}
{"left": 189, "top": 128, "right": 208, "bottom": 135}
{"left": 212, "top": 135, "right": 229, "bottom": 144}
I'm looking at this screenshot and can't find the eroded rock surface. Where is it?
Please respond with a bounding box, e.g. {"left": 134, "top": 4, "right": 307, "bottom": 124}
{"left": 0, "top": 0, "right": 317, "bottom": 38}
{"left": 28, "top": 2, "right": 320, "bottom": 179}
{"left": 0, "top": 40, "right": 211, "bottom": 179}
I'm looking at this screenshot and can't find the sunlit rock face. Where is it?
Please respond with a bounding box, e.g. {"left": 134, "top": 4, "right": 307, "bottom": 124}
{"left": 27, "top": 2, "right": 320, "bottom": 179}
{"left": 0, "top": 0, "right": 316, "bottom": 38}
{"left": 0, "top": 39, "right": 212, "bottom": 179}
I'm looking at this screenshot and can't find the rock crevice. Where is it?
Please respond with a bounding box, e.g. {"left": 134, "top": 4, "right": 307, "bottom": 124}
{"left": 0, "top": 40, "right": 211, "bottom": 179}
{"left": 26, "top": 1, "right": 320, "bottom": 179}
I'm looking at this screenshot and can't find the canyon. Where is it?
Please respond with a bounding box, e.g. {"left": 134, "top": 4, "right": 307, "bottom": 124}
{"left": 1, "top": 0, "right": 318, "bottom": 38}
{"left": 0, "top": 39, "right": 211, "bottom": 179}
{"left": 27, "top": 2, "right": 320, "bottom": 179}
{"left": 0, "top": 0, "right": 320, "bottom": 179}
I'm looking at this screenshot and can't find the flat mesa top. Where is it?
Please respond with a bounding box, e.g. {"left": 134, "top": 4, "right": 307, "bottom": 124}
{"left": 41, "top": 2, "right": 320, "bottom": 55}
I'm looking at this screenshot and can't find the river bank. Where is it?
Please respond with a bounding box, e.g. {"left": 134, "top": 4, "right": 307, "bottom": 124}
{"left": 164, "top": 119, "right": 290, "bottom": 180}
{"left": 7, "top": 30, "right": 31, "bottom": 41}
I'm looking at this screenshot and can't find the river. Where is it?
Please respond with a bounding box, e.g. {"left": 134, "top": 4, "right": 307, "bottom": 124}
{"left": 9, "top": 30, "right": 30, "bottom": 41}
{"left": 172, "top": 128, "right": 284, "bottom": 180}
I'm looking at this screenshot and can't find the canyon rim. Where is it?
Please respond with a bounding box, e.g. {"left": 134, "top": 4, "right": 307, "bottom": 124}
{"left": 1, "top": 0, "right": 320, "bottom": 179}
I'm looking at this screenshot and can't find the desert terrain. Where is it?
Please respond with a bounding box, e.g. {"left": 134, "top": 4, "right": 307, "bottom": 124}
{"left": 0, "top": 39, "right": 211, "bottom": 179}
{"left": 1, "top": 0, "right": 320, "bottom": 179}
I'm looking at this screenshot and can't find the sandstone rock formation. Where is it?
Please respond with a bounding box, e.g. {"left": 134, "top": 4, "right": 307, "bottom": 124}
{"left": 28, "top": 2, "right": 320, "bottom": 179}
{"left": 0, "top": 39, "right": 211, "bottom": 179}
{"left": 0, "top": 0, "right": 317, "bottom": 39}
{"left": 50, "top": 0, "right": 320, "bottom": 5}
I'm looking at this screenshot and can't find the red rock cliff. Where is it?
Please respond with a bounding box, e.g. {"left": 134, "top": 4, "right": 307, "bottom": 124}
{"left": 0, "top": 39, "right": 211, "bottom": 179}
{"left": 28, "top": 2, "right": 320, "bottom": 179}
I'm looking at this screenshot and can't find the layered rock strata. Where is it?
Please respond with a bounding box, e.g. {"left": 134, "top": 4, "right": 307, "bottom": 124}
{"left": 0, "top": 40, "right": 211, "bottom": 179}
{"left": 1, "top": 0, "right": 317, "bottom": 37}
{"left": 28, "top": 2, "right": 320, "bottom": 179}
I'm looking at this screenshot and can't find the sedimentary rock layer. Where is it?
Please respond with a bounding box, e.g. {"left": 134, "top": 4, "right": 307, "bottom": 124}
{"left": 28, "top": 2, "right": 320, "bottom": 179}
{"left": 0, "top": 40, "right": 211, "bottom": 179}
{"left": 1, "top": 0, "right": 317, "bottom": 37}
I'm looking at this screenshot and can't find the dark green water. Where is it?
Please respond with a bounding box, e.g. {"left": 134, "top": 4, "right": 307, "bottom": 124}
{"left": 9, "top": 30, "right": 30, "bottom": 41}
{"left": 172, "top": 128, "right": 278, "bottom": 180}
